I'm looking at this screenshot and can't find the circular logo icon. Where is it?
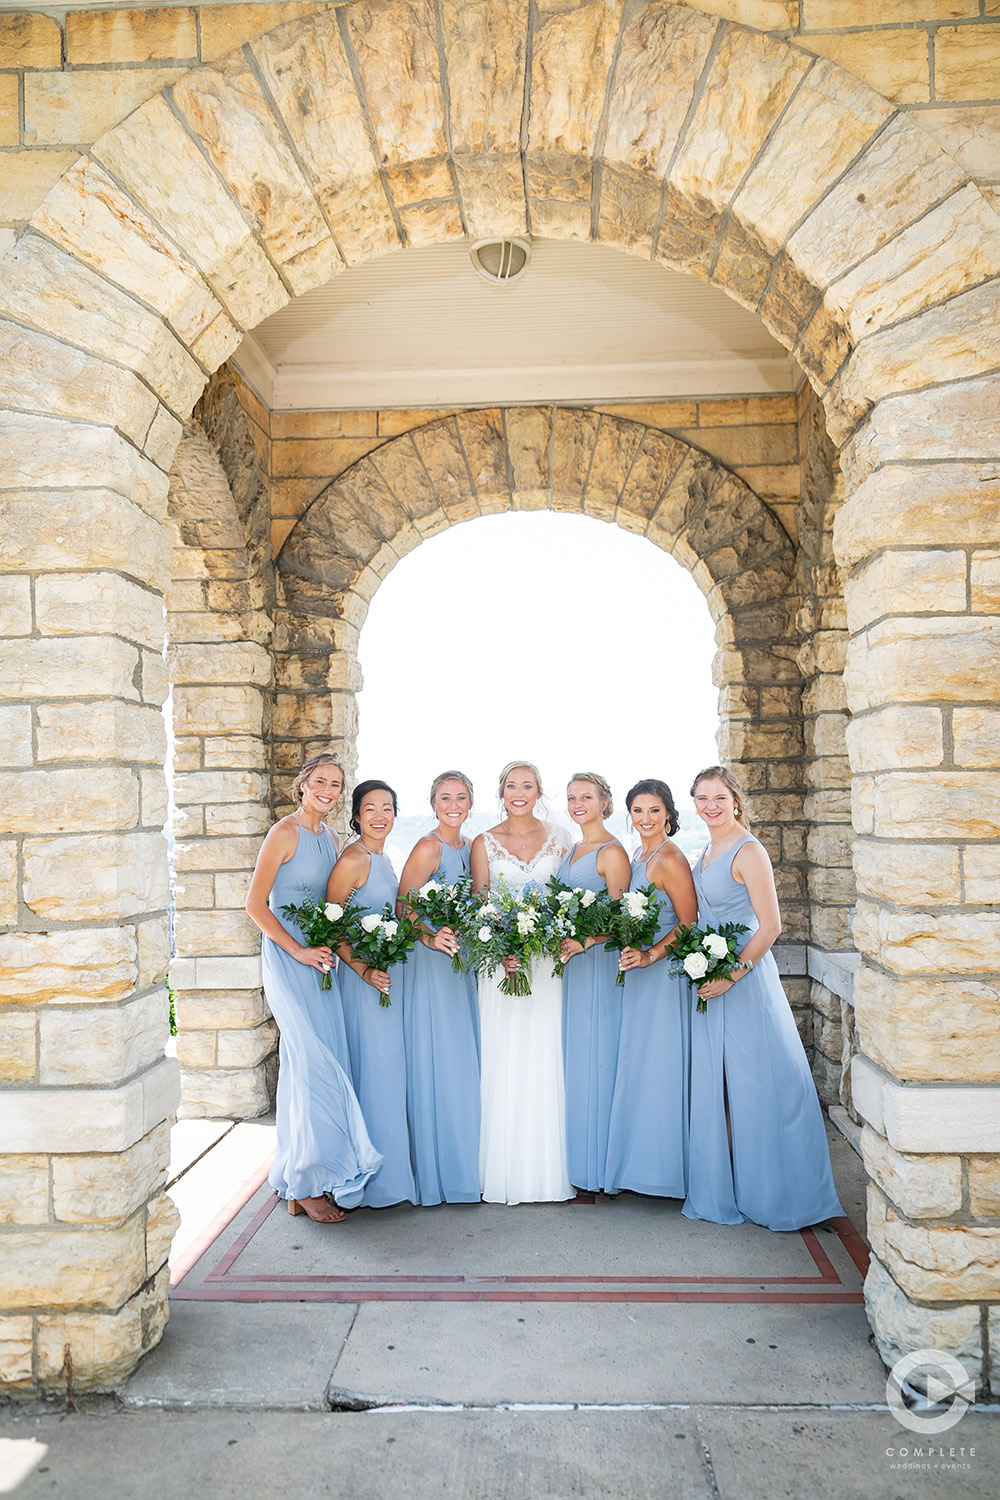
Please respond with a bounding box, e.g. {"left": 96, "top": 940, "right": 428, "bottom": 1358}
{"left": 886, "top": 1349, "right": 975, "bottom": 1435}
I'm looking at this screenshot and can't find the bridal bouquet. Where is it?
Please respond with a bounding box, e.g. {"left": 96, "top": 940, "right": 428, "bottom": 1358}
{"left": 543, "top": 878, "right": 609, "bottom": 977}
{"left": 344, "top": 903, "right": 420, "bottom": 1007}
{"left": 663, "top": 922, "right": 749, "bottom": 1013}
{"left": 603, "top": 884, "right": 661, "bottom": 984}
{"left": 463, "top": 880, "right": 550, "bottom": 998}
{"left": 403, "top": 874, "right": 475, "bottom": 972}
{"left": 280, "top": 893, "right": 359, "bottom": 989}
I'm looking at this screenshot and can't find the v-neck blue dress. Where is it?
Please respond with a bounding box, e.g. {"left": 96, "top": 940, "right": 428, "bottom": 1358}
{"left": 262, "top": 822, "right": 381, "bottom": 1207}
{"left": 604, "top": 842, "right": 689, "bottom": 1198}
{"left": 401, "top": 836, "right": 481, "bottom": 1204}
{"left": 338, "top": 847, "right": 416, "bottom": 1208}
{"left": 556, "top": 841, "right": 624, "bottom": 1192}
{"left": 683, "top": 835, "right": 843, "bottom": 1231}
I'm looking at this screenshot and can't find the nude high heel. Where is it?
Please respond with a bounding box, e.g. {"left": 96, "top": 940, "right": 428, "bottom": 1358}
{"left": 288, "top": 1199, "right": 304, "bottom": 1216}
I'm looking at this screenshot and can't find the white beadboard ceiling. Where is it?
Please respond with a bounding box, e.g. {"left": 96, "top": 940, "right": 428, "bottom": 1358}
{"left": 234, "top": 239, "right": 799, "bottom": 410}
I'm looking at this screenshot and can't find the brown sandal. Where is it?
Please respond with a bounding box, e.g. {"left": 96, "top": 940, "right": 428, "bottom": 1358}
{"left": 288, "top": 1196, "right": 346, "bottom": 1223}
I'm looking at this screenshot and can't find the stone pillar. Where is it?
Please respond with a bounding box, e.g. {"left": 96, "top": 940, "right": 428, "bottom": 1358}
{"left": 166, "top": 422, "right": 276, "bottom": 1118}
{"left": 0, "top": 344, "right": 180, "bottom": 1392}
{"left": 837, "top": 412, "right": 1000, "bottom": 1389}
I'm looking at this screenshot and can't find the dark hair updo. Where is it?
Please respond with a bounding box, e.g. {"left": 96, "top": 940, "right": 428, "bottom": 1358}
{"left": 350, "top": 779, "right": 398, "bottom": 836}
{"left": 625, "top": 778, "right": 679, "bottom": 837}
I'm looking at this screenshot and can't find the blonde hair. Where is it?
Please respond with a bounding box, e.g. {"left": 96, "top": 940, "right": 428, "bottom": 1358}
{"left": 497, "top": 760, "right": 544, "bottom": 800}
{"left": 690, "top": 764, "right": 750, "bottom": 828}
{"left": 429, "top": 769, "right": 474, "bottom": 808}
{"left": 292, "top": 752, "right": 344, "bottom": 806}
{"left": 567, "top": 770, "right": 613, "bottom": 817}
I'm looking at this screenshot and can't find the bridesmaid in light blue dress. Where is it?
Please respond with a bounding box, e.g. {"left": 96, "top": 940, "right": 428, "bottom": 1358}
{"left": 397, "top": 770, "right": 481, "bottom": 1205}
{"left": 557, "top": 772, "right": 631, "bottom": 1192}
{"left": 683, "top": 765, "right": 843, "bottom": 1231}
{"left": 246, "top": 753, "right": 381, "bottom": 1222}
{"left": 327, "top": 780, "right": 415, "bottom": 1209}
{"left": 604, "top": 779, "right": 698, "bottom": 1199}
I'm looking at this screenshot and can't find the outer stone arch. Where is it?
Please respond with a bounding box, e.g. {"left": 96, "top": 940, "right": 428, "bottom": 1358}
{"left": 0, "top": 0, "right": 998, "bottom": 1395}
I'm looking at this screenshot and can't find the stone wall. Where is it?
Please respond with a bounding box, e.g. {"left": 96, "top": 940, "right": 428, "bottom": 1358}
{"left": 1, "top": 0, "right": 998, "bottom": 1396}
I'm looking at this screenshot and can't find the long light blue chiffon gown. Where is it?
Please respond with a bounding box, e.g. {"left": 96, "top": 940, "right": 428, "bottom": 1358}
{"left": 401, "top": 836, "right": 481, "bottom": 1204}
{"left": 338, "top": 848, "right": 416, "bottom": 1208}
{"left": 557, "top": 842, "right": 623, "bottom": 1192}
{"left": 604, "top": 842, "right": 689, "bottom": 1198}
{"left": 683, "top": 835, "right": 843, "bottom": 1231}
{"left": 262, "top": 824, "right": 382, "bottom": 1208}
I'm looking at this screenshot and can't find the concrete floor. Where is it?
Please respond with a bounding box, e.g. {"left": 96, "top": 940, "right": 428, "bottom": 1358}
{"left": 1, "top": 1119, "right": 996, "bottom": 1499}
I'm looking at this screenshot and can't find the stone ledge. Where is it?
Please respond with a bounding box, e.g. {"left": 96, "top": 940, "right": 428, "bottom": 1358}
{"left": 807, "top": 946, "right": 860, "bottom": 1002}
{"left": 168, "top": 954, "right": 261, "bottom": 990}
{"left": 829, "top": 1103, "right": 864, "bottom": 1159}
{"left": 773, "top": 942, "right": 806, "bottom": 976}
{"left": 0, "top": 1056, "right": 179, "bottom": 1153}
{"left": 852, "top": 1055, "right": 1000, "bottom": 1153}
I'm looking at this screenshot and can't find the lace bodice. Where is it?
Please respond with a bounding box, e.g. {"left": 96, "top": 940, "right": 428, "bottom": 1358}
{"left": 483, "top": 824, "right": 572, "bottom": 893}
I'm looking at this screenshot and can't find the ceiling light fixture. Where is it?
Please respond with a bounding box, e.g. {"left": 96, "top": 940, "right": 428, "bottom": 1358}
{"left": 469, "top": 237, "right": 532, "bottom": 287}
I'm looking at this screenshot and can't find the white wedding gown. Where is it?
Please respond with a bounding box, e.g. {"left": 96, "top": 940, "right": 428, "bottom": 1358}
{"left": 479, "top": 826, "right": 574, "bottom": 1205}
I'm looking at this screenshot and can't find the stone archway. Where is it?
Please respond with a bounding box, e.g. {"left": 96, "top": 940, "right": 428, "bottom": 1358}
{"left": 1, "top": 0, "right": 998, "bottom": 1393}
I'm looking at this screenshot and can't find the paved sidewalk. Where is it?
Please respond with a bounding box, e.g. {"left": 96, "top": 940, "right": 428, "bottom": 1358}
{"left": 1, "top": 1120, "right": 996, "bottom": 1498}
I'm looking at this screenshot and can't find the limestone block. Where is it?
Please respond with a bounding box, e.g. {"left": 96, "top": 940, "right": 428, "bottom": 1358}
{"left": 203, "top": 735, "right": 267, "bottom": 771}
{"left": 0, "top": 838, "right": 15, "bottom": 928}
{"left": 0, "top": 1058, "right": 177, "bottom": 1157}
{"left": 0, "top": 69, "right": 16, "bottom": 145}
{"left": 807, "top": 865, "right": 857, "bottom": 906}
{"left": 137, "top": 916, "right": 170, "bottom": 990}
{"left": 345, "top": 0, "right": 448, "bottom": 169}
{"left": 0, "top": 1316, "right": 34, "bottom": 1389}
{"left": 39, "top": 990, "right": 168, "bottom": 1088}
{"left": 213, "top": 871, "right": 255, "bottom": 909}
{"left": 0, "top": 490, "right": 170, "bottom": 587}
{"left": 968, "top": 1156, "right": 1000, "bottom": 1217}
{"left": 1, "top": 410, "right": 169, "bottom": 521}
{"left": 173, "top": 835, "right": 264, "bottom": 873}
{"left": 804, "top": 712, "right": 848, "bottom": 760}
{"left": 144, "top": 405, "right": 184, "bottom": 473}
{"left": 51, "top": 1120, "right": 170, "bottom": 1225}
{"left": 32, "top": 157, "right": 231, "bottom": 353}
{"left": 140, "top": 767, "right": 168, "bottom": 828}
{"left": 173, "top": 873, "right": 215, "bottom": 910}
{"left": 913, "top": 102, "right": 1000, "bottom": 180}
{"left": 845, "top": 550, "right": 967, "bottom": 633}
{"left": 854, "top": 966, "right": 1000, "bottom": 1082}
{"left": 145, "top": 1191, "right": 180, "bottom": 1275}
{"left": 0, "top": 150, "right": 79, "bottom": 224}
{"left": 846, "top": 617, "right": 1000, "bottom": 711}
{"left": 2, "top": 1214, "right": 147, "bottom": 1311}
{"left": 34, "top": 572, "right": 164, "bottom": 651}
{"left": 871, "top": 770, "right": 1000, "bottom": 841}
{"left": 168, "top": 641, "right": 272, "bottom": 687}
{"left": 0, "top": 13, "right": 60, "bottom": 66}
{"left": 869, "top": 1186, "right": 1000, "bottom": 1301}
{"left": 200, "top": 3, "right": 328, "bottom": 61}
{"left": 141, "top": 649, "right": 169, "bottom": 710}
{"left": 971, "top": 551, "right": 1000, "bottom": 614}
{"left": 216, "top": 1019, "right": 279, "bottom": 1069}
{"left": 845, "top": 706, "right": 943, "bottom": 773}
{"left": 174, "top": 988, "right": 269, "bottom": 1030}
{"left": 173, "top": 806, "right": 205, "bottom": 839}
{"left": 853, "top": 838, "right": 960, "bottom": 905}
{"left": 174, "top": 1029, "right": 217, "bottom": 1068}
{"left": 857, "top": 901, "right": 1000, "bottom": 976}
{"left": 36, "top": 1263, "right": 169, "bottom": 1392}
{"left": 964, "top": 846, "right": 1000, "bottom": 905}
{"left": 0, "top": 705, "right": 32, "bottom": 770}
{"left": 798, "top": 27, "right": 929, "bottom": 104}
{"left": 173, "top": 685, "right": 266, "bottom": 737}
{"left": 864, "top": 1253, "right": 983, "bottom": 1387}
{"left": 934, "top": 23, "right": 1000, "bottom": 101}
{"left": 172, "top": 53, "right": 339, "bottom": 294}
{"left": 173, "top": 770, "right": 268, "bottom": 807}
{"left": 34, "top": 703, "right": 165, "bottom": 769}
{"left": 835, "top": 462, "right": 1000, "bottom": 567}
{"left": 0, "top": 927, "right": 137, "bottom": 1007}
{"left": 94, "top": 94, "right": 289, "bottom": 332}
{"left": 0, "top": 576, "right": 31, "bottom": 637}
{"left": 806, "top": 823, "right": 854, "bottom": 871}
{"left": 861, "top": 1125, "right": 962, "bottom": 1219}
{"left": 0, "top": 1004, "right": 36, "bottom": 1084}
{"left": 66, "top": 7, "right": 198, "bottom": 64}
{"left": 173, "top": 908, "right": 261, "bottom": 958}
{"left": 0, "top": 765, "right": 142, "bottom": 838}
{"left": 0, "top": 236, "right": 206, "bottom": 416}
{"left": 23, "top": 830, "right": 167, "bottom": 923}
{"left": 0, "top": 636, "right": 141, "bottom": 708}
{"left": 23, "top": 68, "right": 188, "bottom": 150}
{"left": 177, "top": 1062, "right": 271, "bottom": 1120}
{"left": 953, "top": 707, "right": 1000, "bottom": 769}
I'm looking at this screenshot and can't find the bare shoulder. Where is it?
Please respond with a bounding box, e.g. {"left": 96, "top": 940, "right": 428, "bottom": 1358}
{"left": 411, "top": 833, "right": 441, "bottom": 858}
{"left": 336, "top": 840, "right": 371, "bottom": 874}
{"left": 650, "top": 839, "right": 689, "bottom": 875}
{"left": 263, "top": 815, "right": 299, "bottom": 856}
{"left": 732, "top": 835, "right": 772, "bottom": 885}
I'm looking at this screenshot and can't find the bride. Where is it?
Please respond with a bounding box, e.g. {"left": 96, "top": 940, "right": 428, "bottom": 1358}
{"left": 470, "top": 761, "right": 574, "bottom": 1205}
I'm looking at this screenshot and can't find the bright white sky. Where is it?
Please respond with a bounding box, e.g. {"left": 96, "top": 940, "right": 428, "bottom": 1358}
{"left": 356, "top": 511, "right": 720, "bottom": 851}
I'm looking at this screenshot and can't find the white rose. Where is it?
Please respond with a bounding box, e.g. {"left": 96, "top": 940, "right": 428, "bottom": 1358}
{"left": 360, "top": 913, "right": 382, "bottom": 934}
{"left": 556, "top": 890, "right": 574, "bottom": 906}
{"left": 382, "top": 920, "right": 399, "bottom": 939}
{"left": 418, "top": 880, "right": 440, "bottom": 899}
{"left": 478, "top": 925, "right": 493, "bottom": 943}
{"left": 624, "top": 891, "right": 649, "bottom": 918}
{"left": 480, "top": 902, "right": 498, "bottom": 917}
{"left": 703, "top": 932, "right": 729, "bottom": 959}
{"left": 580, "top": 889, "right": 597, "bottom": 908}
{"left": 516, "top": 912, "right": 537, "bottom": 935}
{"left": 683, "top": 951, "right": 709, "bottom": 980}
{"left": 324, "top": 902, "right": 344, "bottom": 922}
